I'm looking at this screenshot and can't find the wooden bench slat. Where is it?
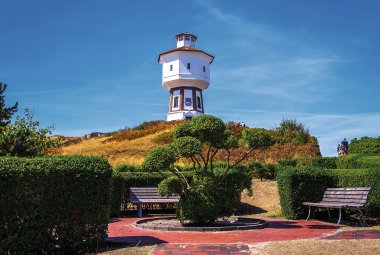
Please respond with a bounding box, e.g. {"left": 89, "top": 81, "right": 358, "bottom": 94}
{"left": 326, "top": 187, "right": 370, "bottom": 190}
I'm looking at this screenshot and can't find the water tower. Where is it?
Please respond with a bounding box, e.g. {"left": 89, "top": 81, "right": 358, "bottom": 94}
{"left": 158, "top": 32, "right": 214, "bottom": 121}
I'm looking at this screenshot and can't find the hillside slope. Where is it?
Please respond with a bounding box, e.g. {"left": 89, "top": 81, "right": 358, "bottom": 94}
{"left": 51, "top": 120, "right": 321, "bottom": 166}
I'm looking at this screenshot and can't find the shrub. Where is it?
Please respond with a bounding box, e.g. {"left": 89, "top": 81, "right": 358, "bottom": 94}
{"left": 277, "top": 166, "right": 336, "bottom": 219}
{"left": 275, "top": 119, "right": 310, "bottom": 145}
{"left": 175, "top": 169, "right": 252, "bottom": 225}
{"left": 349, "top": 136, "right": 380, "bottom": 154}
{"left": 0, "top": 108, "right": 59, "bottom": 156}
{"left": 337, "top": 154, "right": 364, "bottom": 169}
{"left": 111, "top": 173, "right": 125, "bottom": 217}
{"left": 278, "top": 159, "right": 297, "bottom": 167}
{"left": 357, "top": 156, "right": 380, "bottom": 168}
{"left": 296, "top": 157, "right": 337, "bottom": 169}
{"left": 152, "top": 131, "right": 174, "bottom": 145}
{"left": 242, "top": 128, "right": 274, "bottom": 149}
{"left": 0, "top": 156, "right": 113, "bottom": 254}
{"left": 114, "top": 163, "right": 140, "bottom": 172}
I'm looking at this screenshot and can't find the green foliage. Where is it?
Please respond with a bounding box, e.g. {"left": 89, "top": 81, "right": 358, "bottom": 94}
{"left": 142, "top": 115, "right": 263, "bottom": 224}
{"left": 275, "top": 119, "right": 310, "bottom": 145}
{"left": 349, "top": 136, "right": 380, "bottom": 154}
{"left": 277, "top": 157, "right": 337, "bottom": 169}
{"left": 114, "top": 163, "right": 140, "bottom": 172}
{"left": 337, "top": 154, "right": 380, "bottom": 169}
{"left": 277, "top": 166, "right": 380, "bottom": 219}
{"left": 246, "top": 161, "right": 278, "bottom": 180}
{"left": 190, "top": 115, "right": 226, "bottom": 147}
{"left": 296, "top": 157, "right": 337, "bottom": 169}
{"left": 171, "top": 136, "right": 202, "bottom": 157}
{"left": 332, "top": 168, "right": 380, "bottom": 215}
{"left": 242, "top": 128, "right": 274, "bottom": 149}
{"left": 158, "top": 176, "right": 183, "bottom": 197}
{"left": 141, "top": 145, "right": 177, "bottom": 172}
{"left": 0, "top": 156, "right": 113, "bottom": 254}
{"left": 152, "top": 131, "right": 174, "bottom": 145}
{"left": 111, "top": 173, "right": 125, "bottom": 216}
{"left": 0, "top": 82, "right": 18, "bottom": 128}
{"left": 278, "top": 159, "right": 297, "bottom": 167}
{"left": 0, "top": 108, "right": 59, "bottom": 157}
{"left": 176, "top": 169, "right": 253, "bottom": 225}
{"left": 277, "top": 166, "right": 336, "bottom": 219}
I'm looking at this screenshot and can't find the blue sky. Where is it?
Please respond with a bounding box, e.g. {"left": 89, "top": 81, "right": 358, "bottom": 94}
{"left": 1, "top": 0, "right": 379, "bottom": 156}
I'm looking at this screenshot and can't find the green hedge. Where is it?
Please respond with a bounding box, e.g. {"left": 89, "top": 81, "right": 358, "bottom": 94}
{"left": 277, "top": 166, "right": 380, "bottom": 219}
{"left": 277, "top": 166, "right": 335, "bottom": 219}
{"left": 0, "top": 156, "right": 113, "bottom": 255}
{"left": 337, "top": 154, "right": 380, "bottom": 169}
{"left": 278, "top": 157, "right": 337, "bottom": 169}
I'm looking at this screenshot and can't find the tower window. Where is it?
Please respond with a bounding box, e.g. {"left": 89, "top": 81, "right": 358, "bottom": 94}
{"left": 187, "top": 63, "right": 191, "bottom": 69}
{"left": 203, "top": 66, "right": 206, "bottom": 72}
{"left": 185, "top": 36, "right": 190, "bottom": 41}
{"left": 197, "top": 96, "right": 202, "bottom": 109}
{"left": 173, "top": 96, "right": 179, "bottom": 108}
{"left": 170, "top": 65, "right": 173, "bottom": 71}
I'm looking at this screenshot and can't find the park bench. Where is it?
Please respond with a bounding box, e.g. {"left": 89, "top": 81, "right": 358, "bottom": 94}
{"left": 303, "top": 187, "right": 371, "bottom": 226}
{"left": 129, "top": 187, "right": 180, "bottom": 217}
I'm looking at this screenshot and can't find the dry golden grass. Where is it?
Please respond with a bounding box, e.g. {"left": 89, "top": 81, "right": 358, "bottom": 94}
{"left": 58, "top": 128, "right": 175, "bottom": 166}
{"left": 250, "top": 239, "right": 380, "bottom": 255}
{"left": 241, "top": 178, "right": 282, "bottom": 218}
{"left": 94, "top": 245, "right": 154, "bottom": 255}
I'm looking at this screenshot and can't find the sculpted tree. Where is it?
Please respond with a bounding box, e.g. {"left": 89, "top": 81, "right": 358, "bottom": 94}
{"left": 142, "top": 115, "right": 274, "bottom": 224}
{"left": 0, "top": 82, "right": 18, "bottom": 128}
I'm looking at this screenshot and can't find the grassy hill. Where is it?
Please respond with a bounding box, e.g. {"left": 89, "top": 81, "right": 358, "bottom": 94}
{"left": 51, "top": 120, "right": 321, "bottom": 167}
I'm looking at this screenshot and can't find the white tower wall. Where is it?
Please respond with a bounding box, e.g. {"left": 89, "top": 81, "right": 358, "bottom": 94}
{"left": 158, "top": 33, "right": 214, "bottom": 121}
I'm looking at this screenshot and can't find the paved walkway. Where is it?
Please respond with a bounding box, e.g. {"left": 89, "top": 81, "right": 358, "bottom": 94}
{"left": 107, "top": 216, "right": 338, "bottom": 244}
{"left": 107, "top": 217, "right": 380, "bottom": 254}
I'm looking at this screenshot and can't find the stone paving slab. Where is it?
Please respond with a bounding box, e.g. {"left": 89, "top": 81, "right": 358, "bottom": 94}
{"left": 322, "top": 230, "right": 380, "bottom": 240}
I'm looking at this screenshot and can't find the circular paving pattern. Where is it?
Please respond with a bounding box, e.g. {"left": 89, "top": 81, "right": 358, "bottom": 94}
{"left": 107, "top": 216, "right": 339, "bottom": 244}
{"left": 134, "top": 216, "right": 268, "bottom": 232}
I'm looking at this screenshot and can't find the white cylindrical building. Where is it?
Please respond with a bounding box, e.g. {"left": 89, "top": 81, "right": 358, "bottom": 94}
{"left": 158, "top": 32, "right": 214, "bottom": 121}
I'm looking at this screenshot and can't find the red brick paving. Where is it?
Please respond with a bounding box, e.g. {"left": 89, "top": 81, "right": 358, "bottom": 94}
{"left": 107, "top": 217, "right": 338, "bottom": 244}
{"left": 107, "top": 217, "right": 380, "bottom": 254}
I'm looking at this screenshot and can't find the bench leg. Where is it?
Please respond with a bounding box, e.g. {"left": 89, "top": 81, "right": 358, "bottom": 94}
{"left": 327, "top": 208, "right": 331, "bottom": 220}
{"left": 357, "top": 208, "right": 365, "bottom": 227}
{"left": 138, "top": 205, "right": 142, "bottom": 218}
{"left": 337, "top": 208, "right": 342, "bottom": 226}
{"left": 306, "top": 206, "right": 312, "bottom": 221}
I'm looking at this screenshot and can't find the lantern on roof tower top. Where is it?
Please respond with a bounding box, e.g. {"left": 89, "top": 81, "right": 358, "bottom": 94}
{"left": 158, "top": 32, "right": 214, "bottom": 121}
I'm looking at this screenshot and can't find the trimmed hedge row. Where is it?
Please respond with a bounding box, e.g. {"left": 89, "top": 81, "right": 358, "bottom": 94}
{"left": 0, "top": 156, "right": 113, "bottom": 255}
{"left": 278, "top": 157, "right": 337, "bottom": 169}
{"left": 277, "top": 166, "right": 380, "bottom": 219}
{"left": 337, "top": 154, "right": 380, "bottom": 169}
